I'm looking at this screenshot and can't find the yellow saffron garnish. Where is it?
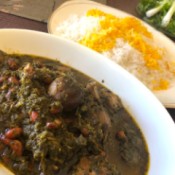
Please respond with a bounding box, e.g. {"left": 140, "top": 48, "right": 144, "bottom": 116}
{"left": 152, "top": 79, "right": 169, "bottom": 90}
{"left": 80, "top": 9, "right": 161, "bottom": 70}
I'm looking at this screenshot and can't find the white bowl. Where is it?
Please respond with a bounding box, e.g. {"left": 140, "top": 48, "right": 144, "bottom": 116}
{"left": 48, "top": 0, "right": 175, "bottom": 108}
{"left": 0, "top": 29, "right": 175, "bottom": 175}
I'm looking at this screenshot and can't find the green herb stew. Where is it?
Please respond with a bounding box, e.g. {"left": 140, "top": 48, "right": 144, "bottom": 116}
{"left": 0, "top": 50, "right": 149, "bottom": 175}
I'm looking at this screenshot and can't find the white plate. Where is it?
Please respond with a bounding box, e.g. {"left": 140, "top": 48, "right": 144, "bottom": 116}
{"left": 0, "top": 29, "right": 175, "bottom": 175}
{"left": 48, "top": 0, "right": 175, "bottom": 108}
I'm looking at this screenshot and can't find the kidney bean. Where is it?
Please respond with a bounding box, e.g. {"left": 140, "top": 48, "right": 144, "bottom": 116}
{"left": 7, "top": 58, "right": 18, "bottom": 70}
{"left": 5, "top": 127, "right": 22, "bottom": 139}
{"left": 30, "top": 111, "right": 39, "bottom": 123}
{"left": 46, "top": 122, "right": 58, "bottom": 129}
{"left": 9, "top": 140, "right": 23, "bottom": 156}
{"left": 81, "top": 127, "right": 89, "bottom": 137}
{"left": 0, "top": 135, "right": 23, "bottom": 157}
{"left": 8, "top": 76, "right": 19, "bottom": 85}
{"left": 46, "top": 119, "right": 62, "bottom": 129}
{"left": 0, "top": 135, "right": 11, "bottom": 145}
{"left": 116, "top": 130, "right": 127, "bottom": 141}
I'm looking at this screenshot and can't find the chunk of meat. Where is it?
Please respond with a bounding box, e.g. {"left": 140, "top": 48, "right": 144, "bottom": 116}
{"left": 86, "top": 81, "right": 111, "bottom": 127}
{"left": 48, "top": 75, "right": 84, "bottom": 111}
{"left": 98, "top": 109, "right": 111, "bottom": 127}
{"left": 72, "top": 155, "right": 121, "bottom": 175}
{"left": 86, "top": 81, "right": 122, "bottom": 112}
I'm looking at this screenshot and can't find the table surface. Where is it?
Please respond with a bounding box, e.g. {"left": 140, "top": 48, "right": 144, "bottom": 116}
{"left": 0, "top": 0, "right": 175, "bottom": 122}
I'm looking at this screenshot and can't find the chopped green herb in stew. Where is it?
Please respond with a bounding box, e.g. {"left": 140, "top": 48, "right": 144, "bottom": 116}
{"left": 0, "top": 50, "right": 149, "bottom": 175}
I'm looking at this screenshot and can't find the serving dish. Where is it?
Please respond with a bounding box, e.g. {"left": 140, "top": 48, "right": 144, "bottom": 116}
{"left": 48, "top": 0, "right": 175, "bottom": 108}
{"left": 0, "top": 29, "right": 175, "bottom": 174}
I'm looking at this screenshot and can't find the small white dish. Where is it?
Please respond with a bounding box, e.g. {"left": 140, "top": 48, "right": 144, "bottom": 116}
{"left": 48, "top": 0, "right": 175, "bottom": 108}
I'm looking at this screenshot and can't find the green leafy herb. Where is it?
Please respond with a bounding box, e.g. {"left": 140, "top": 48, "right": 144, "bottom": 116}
{"left": 137, "top": 0, "right": 175, "bottom": 38}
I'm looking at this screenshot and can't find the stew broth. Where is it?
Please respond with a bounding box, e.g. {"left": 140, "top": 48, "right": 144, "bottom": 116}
{"left": 0, "top": 51, "right": 149, "bottom": 175}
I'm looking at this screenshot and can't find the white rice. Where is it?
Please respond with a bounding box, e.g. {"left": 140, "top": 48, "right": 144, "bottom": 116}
{"left": 55, "top": 14, "right": 175, "bottom": 90}
{"left": 55, "top": 15, "right": 101, "bottom": 42}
